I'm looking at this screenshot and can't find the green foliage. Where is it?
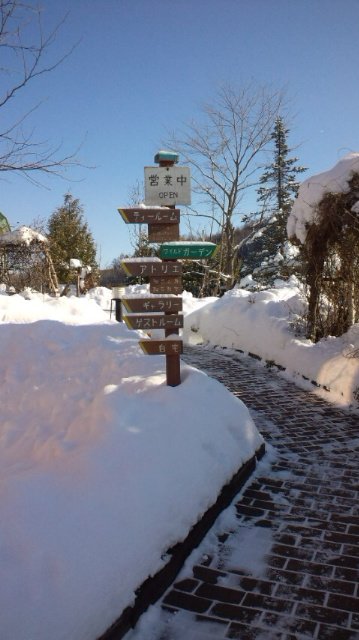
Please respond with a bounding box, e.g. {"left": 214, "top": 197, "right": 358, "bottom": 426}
{"left": 47, "top": 193, "right": 98, "bottom": 284}
{"left": 133, "top": 229, "right": 156, "bottom": 258}
{"left": 257, "top": 116, "right": 307, "bottom": 218}
{"left": 239, "top": 117, "right": 306, "bottom": 289}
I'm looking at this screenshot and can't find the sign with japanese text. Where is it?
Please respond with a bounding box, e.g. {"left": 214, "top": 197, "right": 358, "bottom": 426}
{"left": 118, "top": 208, "right": 180, "bottom": 224}
{"left": 116, "top": 152, "right": 191, "bottom": 386}
{"left": 139, "top": 339, "right": 183, "bottom": 356}
{"left": 122, "top": 297, "right": 183, "bottom": 314}
{"left": 148, "top": 223, "right": 179, "bottom": 243}
{"left": 150, "top": 276, "right": 182, "bottom": 295}
{"left": 121, "top": 259, "right": 182, "bottom": 277}
{"left": 159, "top": 242, "right": 218, "bottom": 260}
{"left": 144, "top": 166, "right": 191, "bottom": 206}
{"left": 124, "top": 314, "right": 183, "bottom": 331}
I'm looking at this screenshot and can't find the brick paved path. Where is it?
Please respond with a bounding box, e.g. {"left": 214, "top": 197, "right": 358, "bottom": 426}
{"left": 133, "top": 346, "right": 359, "bottom": 640}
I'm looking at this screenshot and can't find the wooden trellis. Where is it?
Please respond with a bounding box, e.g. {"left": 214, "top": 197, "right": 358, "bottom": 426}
{"left": 0, "top": 227, "right": 59, "bottom": 294}
{"left": 303, "top": 172, "right": 359, "bottom": 341}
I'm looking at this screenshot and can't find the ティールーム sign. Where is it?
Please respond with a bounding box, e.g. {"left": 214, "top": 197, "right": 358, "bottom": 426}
{"left": 118, "top": 208, "right": 180, "bottom": 224}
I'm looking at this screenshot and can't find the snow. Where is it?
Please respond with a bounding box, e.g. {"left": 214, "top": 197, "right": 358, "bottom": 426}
{"left": 287, "top": 152, "right": 359, "bottom": 243}
{"left": 0, "top": 225, "right": 47, "bottom": 246}
{"left": 121, "top": 257, "right": 161, "bottom": 263}
{"left": 0, "top": 286, "right": 262, "bottom": 640}
{"left": 1, "top": 277, "right": 358, "bottom": 640}
{"left": 69, "top": 258, "right": 83, "bottom": 268}
{"left": 183, "top": 277, "right": 359, "bottom": 407}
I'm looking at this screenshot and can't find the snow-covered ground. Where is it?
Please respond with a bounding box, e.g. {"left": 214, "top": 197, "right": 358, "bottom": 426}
{"left": 0, "top": 286, "right": 262, "bottom": 640}
{"left": 1, "top": 260, "right": 358, "bottom": 639}
{"left": 0, "top": 154, "right": 359, "bottom": 640}
{"left": 2, "top": 153, "right": 358, "bottom": 640}
{"left": 185, "top": 152, "right": 359, "bottom": 409}
{"left": 183, "top": 276, "right": 359, "bottom": 407}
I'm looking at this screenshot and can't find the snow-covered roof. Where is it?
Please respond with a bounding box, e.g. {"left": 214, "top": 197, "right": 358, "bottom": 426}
{"left": 287, "top": 152, "right": 359, "bottom": 243}
{"left": 0, "top": 226, "right": 48, "bottom": 247}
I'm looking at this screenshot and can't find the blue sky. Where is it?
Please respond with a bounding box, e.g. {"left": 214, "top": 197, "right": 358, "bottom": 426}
{"left": 1, "top": 0, "right": 359, "bottom": 267}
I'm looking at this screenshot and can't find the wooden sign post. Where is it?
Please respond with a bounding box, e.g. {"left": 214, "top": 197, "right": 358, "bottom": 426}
{"left": 117, "top": 151, "right": 188, "bottom": 386}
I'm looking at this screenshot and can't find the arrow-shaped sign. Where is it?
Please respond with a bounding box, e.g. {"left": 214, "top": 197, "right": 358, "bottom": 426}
{"left": 122, "top": 297, "right": 183, "bottom": 313}
{"left": 121, "top": 259, "right": 182, "bottom": 277}
{"left": 124, "top": 314, "right": 183, "bottom": 331}
{"left": 139, "top": 339, "right": 183, "bottom": 356}
{"left": 159, "top": 242, "right": 217, "bottom": 260}
{"left": 118, "top": 208, "right": 180, "bottom": 224}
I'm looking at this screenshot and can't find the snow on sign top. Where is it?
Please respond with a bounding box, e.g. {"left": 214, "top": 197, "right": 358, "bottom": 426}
{"left": 144, "top": 166, "right": 191, "bottom": 206}
{"left": 0, "top": 225, "right": 47, "bottom": 246}
{"left": 287, "top": 152, "right": 359, "bottom": 244}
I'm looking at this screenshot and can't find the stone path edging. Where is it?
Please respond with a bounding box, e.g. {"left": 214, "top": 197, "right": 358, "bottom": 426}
{"left": 98, "top": 444, "right": 265, "bottom": 640}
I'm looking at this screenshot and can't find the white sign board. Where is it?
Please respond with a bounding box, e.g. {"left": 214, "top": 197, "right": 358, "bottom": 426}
{"left": 144, "top": 166, "right": 191, "bottom": 206}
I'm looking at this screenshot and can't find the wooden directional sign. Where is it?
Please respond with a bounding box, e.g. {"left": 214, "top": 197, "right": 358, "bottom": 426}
{"left": 159, "top": 242, "right": 217, "bottom": 260}
{"left": 118, "top": 208, "right": 180, "bottom": 224}
{"left": 148, "top": 223, "right": 179, "bottom": 243}
{"left": 139, "top": 339, "right": 183, "bottom": 356}
{"left": 121, "top": 259, "right": 182, "bottom": 277}
{"left": 122, "top": 297, "right": 183, "bottom": 313}
{"left": 124, "top": 314, "right": 183, "bottom": 331}
{"left": 150, "top": 276, "right": 182, "bottom": 295}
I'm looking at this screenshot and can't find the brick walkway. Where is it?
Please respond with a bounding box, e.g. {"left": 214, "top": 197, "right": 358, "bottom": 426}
{"left": 132, "top": 346, "right": 359, "bottom": 640}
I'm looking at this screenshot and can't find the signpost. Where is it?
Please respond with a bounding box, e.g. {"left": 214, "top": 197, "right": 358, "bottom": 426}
{"left": 116, "top": 150, "right": 215, "bottom": 387}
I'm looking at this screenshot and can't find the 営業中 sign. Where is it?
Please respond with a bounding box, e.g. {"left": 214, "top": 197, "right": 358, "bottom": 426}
{"left": 144, "top": 166, "right": 191, "bottom": 206}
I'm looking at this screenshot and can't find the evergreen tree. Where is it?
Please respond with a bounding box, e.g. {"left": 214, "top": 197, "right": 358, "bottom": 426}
{"left": 239, "top": 118, "right": 306, "bottom": 288}
{"left": 47, "top": 193, "right": 98, "bottom": 284}
{"left": 257, "top": 116, "right": 307, "bottom": 219}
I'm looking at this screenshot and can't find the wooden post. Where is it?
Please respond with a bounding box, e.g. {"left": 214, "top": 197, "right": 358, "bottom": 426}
{"left": 157, "top": 153, "right": 181, "bottom": 387}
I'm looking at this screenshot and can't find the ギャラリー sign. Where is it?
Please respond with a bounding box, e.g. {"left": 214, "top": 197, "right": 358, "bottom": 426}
{"left": 122, "top": 297, "right": 182, "bottom": 314}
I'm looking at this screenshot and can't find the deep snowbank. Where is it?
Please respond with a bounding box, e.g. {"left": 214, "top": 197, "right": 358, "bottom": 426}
{"left": 183, "top": 280, "right": 359, "bottom": 407}
{"left": 0, "top": 288, "right": 262, "bottom": 640}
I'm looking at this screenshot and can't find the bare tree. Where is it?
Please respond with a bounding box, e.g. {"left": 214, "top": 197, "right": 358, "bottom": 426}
{"left": 167, "top": 83, "right": 286, "bottom": 288}
{"left": 0, "top": 0, "right": 79, "bottom": 182}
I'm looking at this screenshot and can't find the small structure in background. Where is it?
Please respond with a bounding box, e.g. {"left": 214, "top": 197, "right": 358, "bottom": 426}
{"left": 67, "top": 259, "right": 94, "bottom": 297}
{"left": 110, "top": 286, "right": 126, "bottom": 322}
{"left": 0, "top": 226, "right": 58, "bottom": 294}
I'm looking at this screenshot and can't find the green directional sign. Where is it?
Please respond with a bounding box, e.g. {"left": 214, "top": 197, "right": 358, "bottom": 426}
{"left": 159, "top": 242, "right": 217, "bottom": 260}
